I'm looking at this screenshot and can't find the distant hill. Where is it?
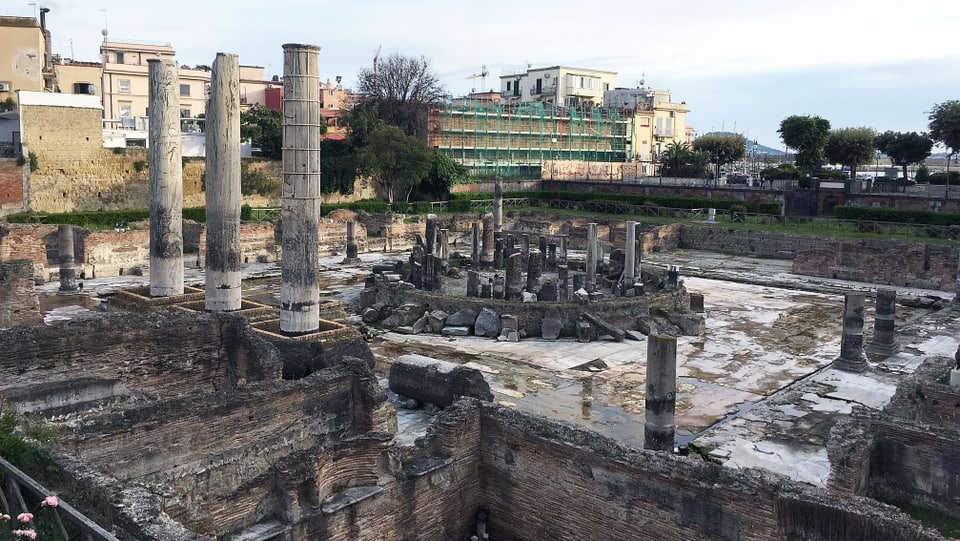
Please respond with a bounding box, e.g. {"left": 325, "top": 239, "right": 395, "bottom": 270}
{"left": 701, "top": 131, "right": 784, "bottom": 156}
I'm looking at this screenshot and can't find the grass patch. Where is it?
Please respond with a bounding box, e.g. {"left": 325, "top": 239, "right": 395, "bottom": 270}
{"left": 883, "top": 499, "right": 960, "bottom": 538}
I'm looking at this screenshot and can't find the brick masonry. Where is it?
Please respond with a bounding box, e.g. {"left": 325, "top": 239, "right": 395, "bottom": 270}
{"left": 0, "top": 259, "right": 41, "bottom": 327}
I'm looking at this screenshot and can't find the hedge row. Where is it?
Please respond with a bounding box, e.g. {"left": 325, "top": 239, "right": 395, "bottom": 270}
{"left": 452, "top": 190, "right": 782, "bottom": 214}
{"left": 6, "top": 205, "right": 254, "bottom": 227}
{"left": 833, "top": 205, "right": 960, "bottom": 226}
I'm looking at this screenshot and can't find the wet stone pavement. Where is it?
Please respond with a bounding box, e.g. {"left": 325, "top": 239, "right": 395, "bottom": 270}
{"left": 34, "top": 249, "right": 958, "bottom": 486}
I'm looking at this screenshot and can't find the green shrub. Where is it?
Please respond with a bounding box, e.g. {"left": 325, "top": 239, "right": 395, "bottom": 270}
{"left": 756, "top": 201, "right": 782, "bottom": 215}
{"left": 833, "top": 205, "right": 960, "bottom": 226}
{"left": 28, "top": 151, "right": 38, "bottom": 172}
{"left": 240, "top": 166, "right": 277, "bottom": 196}
{"left": 182, "top": 207, "right": 206, "bottom": 222}
{"left": 241, "top": 204, "right": 252, "bottom": 221}
{"left": 133, "top": 160, "right": 147, "bottom": 173}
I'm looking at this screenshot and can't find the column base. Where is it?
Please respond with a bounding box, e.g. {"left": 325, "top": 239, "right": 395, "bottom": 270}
{"left": 866, "top": 341, "right": 900, "bottom": 357}
{"left": 950, "top": 369, "right": 960, "bottom": 387}
{"left": 834, "top": 356, "right": 869, "bottom": 373}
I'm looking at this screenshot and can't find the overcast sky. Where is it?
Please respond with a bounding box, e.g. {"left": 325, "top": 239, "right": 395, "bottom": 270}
{"left": 13, "top": 0, "right": 960, "bottom": 150}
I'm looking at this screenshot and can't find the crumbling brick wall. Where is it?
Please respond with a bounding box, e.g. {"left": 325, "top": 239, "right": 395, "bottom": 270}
{"left": 0, "top": 158, "right": 24, "bottom": 213}
{"left": 0, "top": 259, "right": 40, "bottom": 327}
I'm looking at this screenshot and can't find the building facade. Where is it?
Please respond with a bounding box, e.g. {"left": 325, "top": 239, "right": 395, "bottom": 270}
{"left": 500, "top": 66, "right": 617, "bottom": 109}
{"left": 606, "top": 87, "right": 691, "bottom": 176}
{"left": 0, "top": 15, "right": 54, "bottom": 104}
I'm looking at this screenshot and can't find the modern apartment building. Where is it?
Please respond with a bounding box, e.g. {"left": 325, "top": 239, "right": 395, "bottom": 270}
{"left": 499, "top": 66, "right": 616, "bottom": 109}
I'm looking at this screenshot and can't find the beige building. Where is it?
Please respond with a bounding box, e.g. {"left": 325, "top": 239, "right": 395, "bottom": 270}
{"left": 499, "top": 66, "right": 616, "bottom": 109}
{"left": 606, "top": 86, "right": 691, "bottom": 175}
{"left": 0, "top": 15, "right": 55, "bottom": 104}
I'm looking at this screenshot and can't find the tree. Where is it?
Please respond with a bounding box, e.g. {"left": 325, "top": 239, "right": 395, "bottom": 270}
{"left": 778, "top": 115, "right": 831, "bottom": 175}
{"left": 320, "top": 139, "right": 358, "bottom": 195}
{"left": 356, "top": 125, "right": 432, "bottom": 203}
{"left": 693, "top": 133, "right": 746, "bottom": 179}
{"left": 659, "top": 141, "right": 709, "bottom": 178}
{"left": 875, "top": 131, "right": 932, "bottom": 182}
{"left": 240, "top": 104, "right": 326, "bottom": 160}
{"left": 416, "top": 151, "right": 467, "bottom": 200}
{"left": 355, "top": 53, "right": 446, "bottom": 141}
{"left": 824, "top": 127, "right": 875, "bottom": 181}
{"left": 929, "top": 100, "right": 960, "bottom": 159}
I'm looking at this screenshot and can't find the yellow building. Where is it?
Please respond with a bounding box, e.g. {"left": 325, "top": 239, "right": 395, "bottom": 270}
{"left": 606, "top": 87, "right": 690, "bottom": 175}
{"left": 0, "top": 15, "right": 54, "bottom": 104}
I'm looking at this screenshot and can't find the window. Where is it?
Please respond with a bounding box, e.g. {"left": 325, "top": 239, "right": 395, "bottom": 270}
{"left": 506, "top": 81, "right": 512, "bottom": 91}
{"left": 118, "top": 79, "right": 131, "bottom": 93}
{"left": 73, "top": 82, "right": 96, "bottom": 95}
{"left": 604, "top": 83, "right": 610, "bottom": 91}
{"left": 179, "top": 84, "right": 190, "bottom": 97}
{"left": 115, "top": 52, "right": 125, "bottom": 64}
{"left": 119, "top": 102, "right": 132, "bottom": 117}
{"left": 180, "top": 108, "right": 191, "bottom": 118}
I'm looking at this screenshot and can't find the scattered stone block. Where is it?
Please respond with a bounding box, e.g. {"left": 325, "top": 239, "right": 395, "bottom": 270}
{"left": 412, "top": 314, "right": 429, "bottom": 334}
{"left": 474, "top": 307, "right": 501, "bottom": 338}
{"left": 522, "top": 291, "right": 538, "bottom": 303}
{"left": 636, "top": 318, "right": 657, "bottom": 336}
{"left": 395, "top": 326, "right": 418, "bottom": 335}
{"left": 427, "top": 310, "right": 448, "bottom": 333}
{"left": 388, "top": 354, "right": 494, "bottom": 407}
{"left": 441, "top": 326, "right": 471, "bottom": 337}
{"left": 445, "top": 308, "right": 478, "bottom": 327}
{"left": 582, "top": 313, "right": 625, "bottom": 342}
{"left": 689, "top": 293, "right": 705, "bottom": 313}
{"left": 361, "top": 307, "right": 380, "bottom": 324}
{"left": 625, "top": 330, "right": 646, "bottom": 341}
{"left": 574, "top": 288, "right": 590, "bottom": 304}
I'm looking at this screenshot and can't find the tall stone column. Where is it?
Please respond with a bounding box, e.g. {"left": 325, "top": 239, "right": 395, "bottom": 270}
{"left": 526, "top": 251, "right": 542, "bottom": 293}
{"left": 558, "top": 234, "right": 568, "bottom": 266}
{"left": 280, "top": 43, "right": 322, "bottom": 335}
{"left": 585, "top": 223, "right": 598, "bottom": 293}
{"left": 505, "top": 252, "right": 523, "bottom": 301}
{"left": 835, "top": 293, "right": 868, "bottom": 372}
{"left": 438, "top": 228, "right": 449, "bottom": 264}
{"left": 57, "top": 224, "right": 78, "bottom": 293}
{"left": 204, "top": 52, "right": 242, "bottom": 311}
{"left": 481, "top": 213, "right": 495, "bottom": 267}
{"left": 147, "top": 58, "right": 183, "bottom": 297}
{"left": 471, "top": 221, "right": 480, "bottom": 269}
{"left": 644, "top": 334, "right": 677, "bottom": 452}
{"left": 425, "top": 214, "right": 437, "bottom": 256}
{"left": 493, "top": 177, "right": 503, "bottom": 232}
{"left": 867, "top": 288, "right": 899, "bottom": 356}
{"left": 624, "top": 220, "right": 637, "bottom": 287}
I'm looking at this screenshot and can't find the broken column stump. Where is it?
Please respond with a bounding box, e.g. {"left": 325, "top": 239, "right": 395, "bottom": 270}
{"left": 389, "top": 354, "right": 493, "bottom": 407}
{"left": 866, "top": 288, "right": 898, "bottom": 357}
{"left": 834, "top": 293, "right": 868, "bottom": 372}
{"left": 644, "top": 334, "right": 677, "bottom": 452}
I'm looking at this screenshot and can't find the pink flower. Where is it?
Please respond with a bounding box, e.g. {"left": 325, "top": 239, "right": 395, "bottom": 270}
{"left": 12, "top": 529, "right": 37, "bottom": 539}
{"left": 0, "top": 513, "right": 9, "bottom": 521}
{"left": 41, "top": 495, "right": 59, "bottom": 507}
{"left": 16, "top": 512, "right": 33, "bottom": 523}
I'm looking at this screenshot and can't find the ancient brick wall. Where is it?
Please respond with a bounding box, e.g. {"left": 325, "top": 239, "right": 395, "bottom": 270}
{"left": 790, "top": 239, "right": 955, "bottom": 291}
{"left": 0, "top": 158, "right": 25, "bottom": 213}
{"left": 0, "top": 311, "right": 280, "bottom": 402}
{"left": 0, "top": 259, "right": 40, "bottom": 328}
{"left": 476, "top": 404, "right": 942, "bottom": 541}
{"left": 0, "top": 223, "right": 52, "bottom": 277}
{"left": 678, "top": 224, "right": 823, "bottom": 256}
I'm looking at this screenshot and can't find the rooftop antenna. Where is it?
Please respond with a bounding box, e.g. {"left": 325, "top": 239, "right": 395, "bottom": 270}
{"left": 99, "top": 8, "right": 108, "bottom": 42}
{"left": 28, "top": 3, "right": 37, "bottom": 18}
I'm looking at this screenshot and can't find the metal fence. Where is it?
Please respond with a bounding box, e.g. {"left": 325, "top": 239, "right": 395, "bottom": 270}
{"left": 0, "top": 458, "right": 120, "bottom": 541}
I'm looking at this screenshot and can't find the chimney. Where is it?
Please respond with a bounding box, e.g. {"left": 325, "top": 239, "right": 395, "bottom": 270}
{"left": 40, "top": 8, "right": 52, "bottom": 71}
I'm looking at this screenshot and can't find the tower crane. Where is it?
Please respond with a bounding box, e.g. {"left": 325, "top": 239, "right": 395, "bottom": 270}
{"left": 465, "top": 65, "right": 489, "bottom": 93}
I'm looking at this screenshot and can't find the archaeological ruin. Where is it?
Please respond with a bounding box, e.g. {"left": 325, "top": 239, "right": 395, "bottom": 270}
{"left": 2, "top": 46, "right": 960, "bottom": 541}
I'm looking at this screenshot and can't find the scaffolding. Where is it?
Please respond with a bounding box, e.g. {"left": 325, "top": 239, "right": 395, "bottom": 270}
{"left": 429, "top": 99, "right": 631, "bottom": 178}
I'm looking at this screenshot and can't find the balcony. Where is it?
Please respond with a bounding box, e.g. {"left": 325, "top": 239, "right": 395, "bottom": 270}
{"left": 530, "top": 85, "right": 557, "bottom": 96}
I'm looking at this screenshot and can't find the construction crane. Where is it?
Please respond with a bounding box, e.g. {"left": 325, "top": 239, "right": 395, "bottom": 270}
{"left": 465, "top": 65, "right": 489, "bottom": 93}
{"left": 373, "top": 45, "right": 382, "bottom": 77}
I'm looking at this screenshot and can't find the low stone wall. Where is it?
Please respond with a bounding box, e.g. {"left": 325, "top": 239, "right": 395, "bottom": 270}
{"left": 679, "top": 223, "right": 822, "bottom": 256}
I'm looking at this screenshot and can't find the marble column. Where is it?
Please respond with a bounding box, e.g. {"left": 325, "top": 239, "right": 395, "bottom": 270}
{"left": 867, "top": 288, "right": 899, "bottom": 356}
{"left": 57, "top": 224, "right": 78, "bottom": 293}
{"left": 835, "top": 293, "right": 868, "bottom": 372}
{"left": 493, "top": 176, "right": 503, "bottom": 232}
{"left": 147, "top": 58, "right": 184, "bottom": 297}
{"left": 585, "top": 223, "right": 598, "bottom": 293}
{"left": 624, "top": 220, "right": 637, "bottom": 287}
{"left": 481, "top": 213, "right": 494, "bottom": 267}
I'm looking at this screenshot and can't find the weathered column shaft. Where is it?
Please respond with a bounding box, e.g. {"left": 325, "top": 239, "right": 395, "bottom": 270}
{"left": 471, "top": 221, "right": 480, "bottom": 269}
{"left": 559, "top": 235, "right": 568, "bottom": 265}
{"left": 506, "top": 252, "right": 523, "bottom": 301}
{"left": 585, "top": 223, "right": 598, "bottom": 293}
{"left": 204, "top": 52, "right": 242, "bottom": 311}
{"left": 624, "top": 220, "right": 637, "bottom": 285}
{"left": 644, "top": 334, "right": 677, "bottom": 452}
{"left": 439, "top": 229, "right": 449, "bottom": 263}
{"left": 425, "top": 214, "right": 437, "bottom": 256}
{"left": 527, "top": 251, "right": 542, "bottom": 292}
{"left": 345, "top": 221, "right": 359, "bottom": 261}
{"left": 835, "top": 293, "right": 867, "bottom": 372}
{"left": 147, "top": 58, "right": 184, "bottom": 297}
{"left": 57, "top": 224, "right": 77, "bottom": 292}
{"left": 868, "top": 288, "right": 898, "bottom": 356}
{"left": 280, "top": 43, "right": 322, "bottom": 334}
{"left": 493, "top": 177, "right": 503, "bottom": 232}
{"left": 481, "top": 213, "right": 495, "bottom": 266}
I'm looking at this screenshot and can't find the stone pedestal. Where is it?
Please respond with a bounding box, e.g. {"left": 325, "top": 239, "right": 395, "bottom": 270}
{"left": 505, "top": 253, "right": 523, "bottom": 301}
{"left": 951, "top": 369, "right": 960, "bottom": 387}
{"left": 466, "top": 270, "right": 480, "bottom": 297}
{"left": 343, "top": 221, "right": 361, "bottom": 264}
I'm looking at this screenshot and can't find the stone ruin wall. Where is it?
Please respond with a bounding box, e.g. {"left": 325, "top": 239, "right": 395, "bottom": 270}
{"left": 0, "top": 259, "right": 40, "bottom": 327}
{"left": 470, "top": 402, "right": 941, "bottom": 541}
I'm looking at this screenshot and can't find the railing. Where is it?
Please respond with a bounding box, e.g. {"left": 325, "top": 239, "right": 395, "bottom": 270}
{"left": 249, "top": 207, "right": 281, "bottom": 221}
{"left": 0, "top": 458, "right": 120, "bottom": 541}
